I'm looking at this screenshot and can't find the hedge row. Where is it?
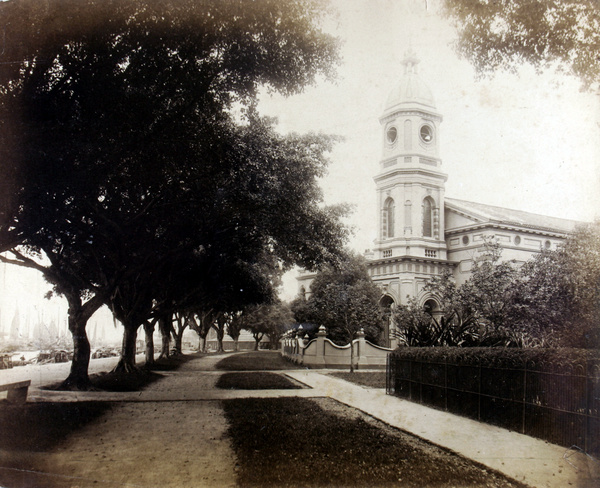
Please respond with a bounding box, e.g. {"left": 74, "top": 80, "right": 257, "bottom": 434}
{"left": 390, "top": 347, "right": 600, "bottom": 374}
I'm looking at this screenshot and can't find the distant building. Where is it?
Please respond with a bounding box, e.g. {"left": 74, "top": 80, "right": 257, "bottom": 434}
{"left": 298, "top": 52, "right": 580, "bottom": 345}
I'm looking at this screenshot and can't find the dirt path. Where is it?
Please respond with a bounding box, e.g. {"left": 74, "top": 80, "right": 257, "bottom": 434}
{"left": 0, "top": 354, "right": 238, "bottom": 488}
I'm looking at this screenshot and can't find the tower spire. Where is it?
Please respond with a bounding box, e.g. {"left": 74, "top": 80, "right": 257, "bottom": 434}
{"left": 402, "top": 49, "right": 419, "bottom": 74}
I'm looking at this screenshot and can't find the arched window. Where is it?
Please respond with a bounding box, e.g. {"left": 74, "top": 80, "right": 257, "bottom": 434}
{"left": 382, "top": 198, "right": 395, "bottom": 239}
{"left": 422, "top": 198, "right": 433, "bottom": 237}
{"left": 423, "top": 299, "right": 439, "bottom": 315}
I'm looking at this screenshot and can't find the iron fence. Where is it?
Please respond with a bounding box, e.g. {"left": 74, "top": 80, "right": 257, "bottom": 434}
{"left": 386, "top": 354, "right": 600, "bottom": 455}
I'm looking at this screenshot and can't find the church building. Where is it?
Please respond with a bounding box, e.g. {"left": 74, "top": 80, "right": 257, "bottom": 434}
{"left": 298, "top": 52, "right": 581, "bottom": 333}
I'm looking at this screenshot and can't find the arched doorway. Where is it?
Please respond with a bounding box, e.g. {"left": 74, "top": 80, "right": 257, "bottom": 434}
{"left": 423, "top": 299, "right": 438, "bottom": 315}
{"left": 379, "top": 295, "right": 395, "bottom": 347}
{"left": 422, "top": 298, "right": 442, "bottom": 322}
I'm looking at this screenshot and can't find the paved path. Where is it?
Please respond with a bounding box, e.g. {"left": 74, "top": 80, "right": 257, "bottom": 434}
{"left": 3, "top": 354, "right": 599, "bottom": 488}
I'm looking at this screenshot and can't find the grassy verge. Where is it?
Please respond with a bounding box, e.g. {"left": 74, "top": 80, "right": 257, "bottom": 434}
{"left": 215, "top": 351, "right": 298, "bottom": 371}
{"left": 329, "top": 371, "right": 386, "bottom": 389}
{"left": 216, "top": 372, "right": 304, "bottom": 390}
{"left": 223, "top": 397, "right": 525, "bottom": 488}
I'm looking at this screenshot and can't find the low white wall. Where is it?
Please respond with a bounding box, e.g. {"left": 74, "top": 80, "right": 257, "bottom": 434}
{"left": 281, "top": 326, "right": 393, "bottom": 369}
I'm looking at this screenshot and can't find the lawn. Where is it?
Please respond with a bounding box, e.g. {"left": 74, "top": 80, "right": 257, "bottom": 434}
{"left": 329, "top": 371, "right": 387, "bottom": 388}
{"left": 223, "top": 397, "right": 526, "bottom": 488}
{"left": 215, "top": 372, "right": 304, "bottom": 390}
{"left": 215, "top": 351, "right": 299, "bottom": 371}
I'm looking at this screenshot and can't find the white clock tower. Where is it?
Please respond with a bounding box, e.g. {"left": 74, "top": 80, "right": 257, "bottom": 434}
{"left": 373, "top": 52, "right": 448, "bottom": 262}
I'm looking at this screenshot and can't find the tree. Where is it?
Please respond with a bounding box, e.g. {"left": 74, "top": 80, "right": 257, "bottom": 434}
{"left": 303, "top": 254, "right": 384, "bottom": 372}
{"left": 0, "top": 0, "right": 348, "bottom": 385}
{"left": 142, "top": 317, "right": 159, "bottom": 367}
{"left": 189, "top": 309, "right": 216, "bottom": 354}
{"left": 517, "top": 221, "right": 600, "bottom": 348}
{"left": 265, "top": 303, "right": 295, "bottom": 350}
{"left": 212, "top": 312, "right": 228, "bottom": 353}
{"left": 444, "top": 0, "right": 600, "bottom": 90}
{"left": 226, "top": 312, "right": 245, "bottom": 352}
{"left": 425, "top": 239, "right": 524, "bottom": 347}
{"left": 244, "top": 301, "right": 294, "bottom": 350}
{"left": 393, "top": 238, "right": 525, "bottom": 348}
{"left": 0, "top": 248, "right": 106, "bottom": 389}
{"left": 244, "top": 306, "right": 270, "bottom": 351}
{"left": 396, "top": 232, "right": 600, "bottom": 349}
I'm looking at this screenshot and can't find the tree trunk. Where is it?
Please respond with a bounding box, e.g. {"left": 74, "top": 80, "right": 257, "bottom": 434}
{"left": 172, "top": 315, "right": 186, "bottom": 356}
{"left": 143, "top": 321, "right": 155, "bottom": 367}
{"left": 253, "top": 333, "right": 263, "bottom": 351}
{"left": 200, "top": 334, "right": 208, "bottom": 353}
{"left": 233, "top": 337, "right": 239, "bottom": 352}
{"left": 60, "top": 294, "right": 103, "bottom": 390}
{"left": 62, "top": 315, "right": 92, "bottom": 389}
{"left": 113, "top": 323, "right": 139, "bottom": 373}
{"left": 216, "top": 327, "right": 224, "bottom": 353}
{"left": 173, "top": 332, "right": 183, "bottom": 355}
{"left": 158, "top": 316, "right": 171, "bottom": 359}
{"left": 350, "top": 337, "right": 355, "bottom": 373}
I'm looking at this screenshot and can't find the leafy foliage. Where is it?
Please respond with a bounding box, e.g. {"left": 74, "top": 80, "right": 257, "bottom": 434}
{"left": 390, "top": 345, "right": 600, "bottom": 370}
{"left": 444, "top": 0, "right": 600, "bottom": 90}
{"left": 294, "top": 253, "right": 384, "bottom": 346}
{"left": 517, "top": 221, "right": 600, "bottom": 348}
{"left": 393, "top": 239, "right": 523, "bottom": 347}
{"left": 242, "top": 301, "right": 295, "bottom": 350}
{"left": 0, "top": 0, "right": 347, "bottom": 380}
{"left": 393, "top": 227, "right": 600, "bottom": 349}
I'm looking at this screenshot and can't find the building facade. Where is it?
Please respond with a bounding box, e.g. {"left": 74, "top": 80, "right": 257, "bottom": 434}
{"left": 298, "top": 53, "right": 581, "bottom": 339}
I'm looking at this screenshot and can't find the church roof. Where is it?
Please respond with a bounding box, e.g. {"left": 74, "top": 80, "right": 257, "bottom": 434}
{"left": 384, "top": 52, "right": 437, "bottom": 114}
{"left": 445, "top": 197, "right": 582, "bottom": 234}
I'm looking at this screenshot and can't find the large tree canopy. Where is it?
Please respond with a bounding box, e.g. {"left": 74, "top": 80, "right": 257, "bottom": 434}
{"left": 0, "top": 0, "right": 348, "bottom": 385}
{"left": 0, "top": 0, "right": 341, "bottom": 251}
{"left": 444, "top": 0, "right": 600, "bottom": 89}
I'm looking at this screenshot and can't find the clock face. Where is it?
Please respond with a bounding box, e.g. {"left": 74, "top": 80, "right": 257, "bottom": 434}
{"left": 420, "top": 124, "right": 433, "bottom": 143}
{"left": 386, "top": 126, "right": 397, "bottom": 144}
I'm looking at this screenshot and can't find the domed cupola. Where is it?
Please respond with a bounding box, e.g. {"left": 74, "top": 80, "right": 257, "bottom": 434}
{"left": 383, "top": 51, "right": 437, "bottom": 117}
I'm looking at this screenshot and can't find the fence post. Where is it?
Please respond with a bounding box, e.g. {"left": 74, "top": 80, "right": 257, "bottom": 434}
{"left": 522, "top": 362, "right": 527, "bottom": 435}
{"left": 444, "top": 355, "right": 448, "bottom": 412}
{"left": 478, "top": 363, "right": 482, "bottom": 421}
{"left": 386, "top": 354, "right": 390, "bottom": 394}
{"left": 409, "top": 359, "right": 413, "bottom": 401}
{"left": 585, "top": 358, "right": 589, "bottom": 454}
{"left": 315, "top": 325, "right": 326, "bottom": 367}
{"left": 356, "top": 328, "right": 366, "bottom": 369}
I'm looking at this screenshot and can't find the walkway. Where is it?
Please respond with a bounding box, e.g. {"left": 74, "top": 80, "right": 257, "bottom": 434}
{"left": 4, "top": 354, "right": 599, "bottom": 488}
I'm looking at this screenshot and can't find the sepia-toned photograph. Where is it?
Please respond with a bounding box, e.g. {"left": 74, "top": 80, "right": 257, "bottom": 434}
{"left": 0, "top": 1, "right": 599, "bottom": 487}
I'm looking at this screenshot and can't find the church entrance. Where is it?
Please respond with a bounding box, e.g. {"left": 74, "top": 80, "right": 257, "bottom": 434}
{"left": 379, "top": 295, "right": 395, "bottom": 347}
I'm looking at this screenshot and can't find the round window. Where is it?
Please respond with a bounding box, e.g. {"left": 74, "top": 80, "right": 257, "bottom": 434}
{"left": 462, "top": 235, "right": 469, "bottom": 245}
{"left": 514, "top": 236, "right": 521, "bottom": 246}
{"left": 386, "top": 126, "right": 397, "bottom": 144}
{"left": 545, "top": 240, "right": 552, "bottom": 250}
{"left": 420, "top": 124, "right": 433, "bottom": 143}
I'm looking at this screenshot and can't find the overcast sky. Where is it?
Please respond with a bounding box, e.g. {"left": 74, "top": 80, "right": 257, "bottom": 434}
{"left": 264, "top": 0, "right": 600, "bottom": 299}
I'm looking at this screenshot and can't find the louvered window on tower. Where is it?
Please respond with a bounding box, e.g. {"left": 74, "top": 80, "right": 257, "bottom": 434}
{"left": 423, "top": 198, "right": 433, "bottom": 237}
{"left": 382, "top": 198, "right": 395, "bottom": 239}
